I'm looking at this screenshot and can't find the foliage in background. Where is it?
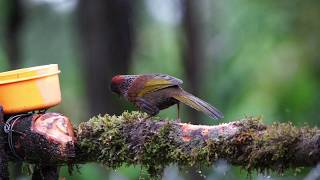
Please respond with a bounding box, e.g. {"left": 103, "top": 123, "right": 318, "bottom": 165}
{"left": 1, "top": 0, "right": 320, "bottom": 179}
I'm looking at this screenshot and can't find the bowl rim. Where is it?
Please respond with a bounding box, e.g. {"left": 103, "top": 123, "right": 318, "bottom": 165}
{"left": 0, "top": 64, "right": 60, "bottom": 85}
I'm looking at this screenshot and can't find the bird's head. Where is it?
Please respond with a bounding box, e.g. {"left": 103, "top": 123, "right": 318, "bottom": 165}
{"left": 110, "top": 75, "right": 125, "bottom": 96}
{"left": 110, "top": 75, "right": 137, "bottom": 96}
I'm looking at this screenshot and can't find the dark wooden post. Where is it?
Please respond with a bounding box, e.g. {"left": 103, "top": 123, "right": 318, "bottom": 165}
{"left": 0, "top": 107, "right": 9, "bottom": 180}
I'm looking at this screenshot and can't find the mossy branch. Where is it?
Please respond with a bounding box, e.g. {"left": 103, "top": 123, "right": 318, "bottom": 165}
{"left": 74, "top": 111, "right": 320, "bottom": 175}
{"left": 2, "top": 111, "right": 320, "bottom": 178}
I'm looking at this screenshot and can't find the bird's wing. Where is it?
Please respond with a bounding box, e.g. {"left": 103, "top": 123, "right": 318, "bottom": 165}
{"left": 135, "top": 97, "right": 159, "bottom": 116}
{"left": 137, "top": 74, "right": 183, "bottom": 97}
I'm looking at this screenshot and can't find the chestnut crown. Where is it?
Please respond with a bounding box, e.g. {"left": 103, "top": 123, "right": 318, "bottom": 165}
{"left": 110, "top": 75, "right": 124, "bottom": 95}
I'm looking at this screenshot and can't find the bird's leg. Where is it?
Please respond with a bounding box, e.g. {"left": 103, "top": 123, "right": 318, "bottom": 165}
{"left": 176, "top": 102, "right": 181, "bottom": 122}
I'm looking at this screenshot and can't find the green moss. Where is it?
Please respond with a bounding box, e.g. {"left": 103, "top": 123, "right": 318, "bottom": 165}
{"left": 78, "top": 111, "right": 148, "bottom": 167}
{"left": 134, "top": 117, "right": 267, "bottom": 176}
{"left": 78, "top": 111, "right": 181, "bottom": 178}
{"left": 138, "top": 122, "right": 175, "bottom": 176}
{"left": 77, "top": 113, "right": 318, "bottom": 178}
{"left": 247, "top": 122, "right": 300, "bottom": 173}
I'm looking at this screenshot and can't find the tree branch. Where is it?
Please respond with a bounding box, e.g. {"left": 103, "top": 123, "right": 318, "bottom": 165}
{"left": 75, "top": 112, "right": 320, "bottom": 175}
{"left": 4, "top": 111, "right": 320, "bottom": 177}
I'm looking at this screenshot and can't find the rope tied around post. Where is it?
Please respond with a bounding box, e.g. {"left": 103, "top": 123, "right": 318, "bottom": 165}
{"left": 3, "top": 113, "right": 33, "bottom": 161}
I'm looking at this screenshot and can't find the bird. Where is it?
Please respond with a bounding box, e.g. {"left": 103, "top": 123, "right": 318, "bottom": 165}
{"left": 110, "top": 74, "right": 223, "bottom": 120}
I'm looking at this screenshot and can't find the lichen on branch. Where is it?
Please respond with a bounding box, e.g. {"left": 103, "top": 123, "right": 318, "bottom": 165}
{"left": 75, "top": 111, "right": 320, "bottom": 176}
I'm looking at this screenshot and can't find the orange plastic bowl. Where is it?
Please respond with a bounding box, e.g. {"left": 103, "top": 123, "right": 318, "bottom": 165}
{"left": 0, "top": 64, "right": 61, "bottom": 114}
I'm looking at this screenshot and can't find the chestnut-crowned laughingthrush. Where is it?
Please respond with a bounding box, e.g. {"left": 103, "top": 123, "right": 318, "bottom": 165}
{"left": 110, "top": 74, "right": 223, "bottom": 120}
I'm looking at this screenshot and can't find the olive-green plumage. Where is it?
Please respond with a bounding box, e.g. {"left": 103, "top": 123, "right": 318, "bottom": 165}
{"left": 110, "top": 74, "right": 223, "bottom": 120}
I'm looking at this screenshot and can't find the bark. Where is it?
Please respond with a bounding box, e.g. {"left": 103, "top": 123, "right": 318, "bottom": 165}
{"left": 6, "top": 113, "right": 76, "bottom": 164}
{"left": 2, "top": 111, "right": 320, "bottom": 178}
{"left": 0, "top": 107, "right": 9, "bottom": 180}
{"left": 0, "top": 112, "right": 76, "bottom": 180}
{"left": 77, "top": 0, "right": 135, "bottom": 117}
{"left": 32, "top": 165, "right": 59, "bottom": 180}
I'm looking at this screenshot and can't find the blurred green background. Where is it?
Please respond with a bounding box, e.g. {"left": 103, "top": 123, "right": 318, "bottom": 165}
{"left": 1, "top": 0, "right": 320, "bottom": 179}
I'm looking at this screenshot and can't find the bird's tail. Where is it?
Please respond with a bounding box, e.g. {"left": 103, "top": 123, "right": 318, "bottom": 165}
{"left": 173, "top": 91, "right": 223, "bottom": 120}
